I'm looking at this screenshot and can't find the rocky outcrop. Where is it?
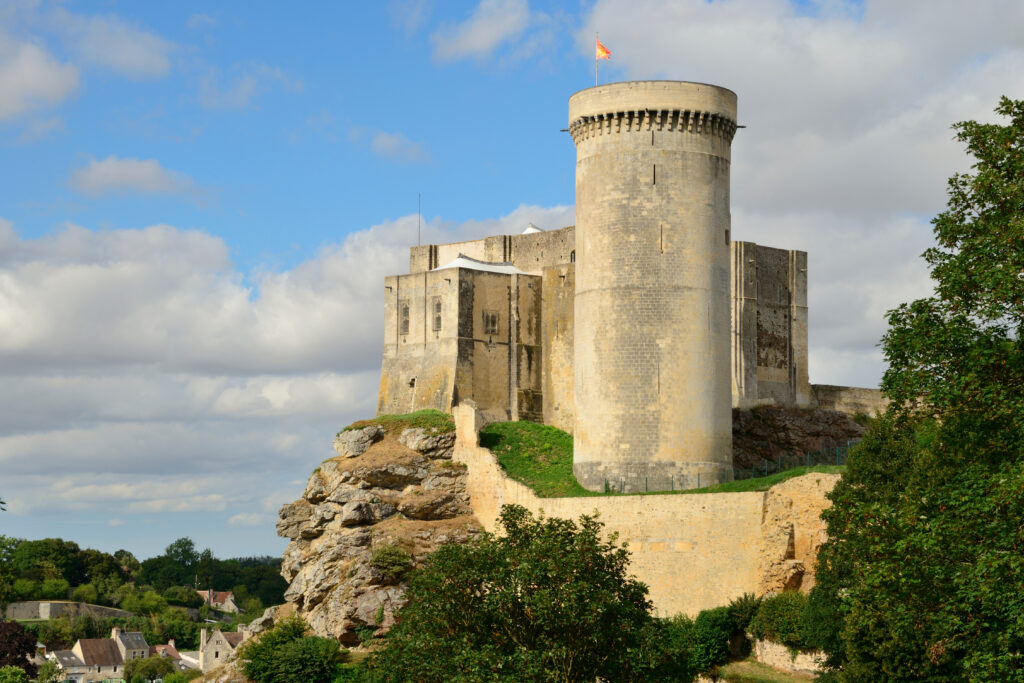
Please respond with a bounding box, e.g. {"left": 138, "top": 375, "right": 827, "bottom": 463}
{"left": 733, "top": 406, "right": 866, "bottom": 471}
{"left": 757, "top": 471, "right": 840, "bottom": 594}
{"left": 278, "top": 425, "right": 480, "bottom": 645}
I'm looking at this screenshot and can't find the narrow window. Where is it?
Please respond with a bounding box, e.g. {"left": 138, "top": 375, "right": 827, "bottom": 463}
{"left": 399, "top": 301, "right": 410, "bottom": 335}
{"left": 725, "top": 228, "right": 730, "bottom": 245}
{"left": 483, "top": 311, "right": 499, "bottom": 335}
{"left": 570, "top": 250, "right": 575, "bottom": 263}
{"left": 653, "top": 164, "right": 656, "bottom": 185}
{"left": 432, "top": 297, "right": 442, "bottom": 331}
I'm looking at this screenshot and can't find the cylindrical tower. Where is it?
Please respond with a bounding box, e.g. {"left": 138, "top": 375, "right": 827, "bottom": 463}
{"left": 569, "top": 80, "right": 737, "bottom": 492}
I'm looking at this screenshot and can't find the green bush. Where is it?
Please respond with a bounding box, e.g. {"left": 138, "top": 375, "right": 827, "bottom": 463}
{"left": 162, "top": 671, "right": 202, "bottom": 683}
{"left": 0, "top": 666, "right": 28, "bottom": 683}
{"left": 368, "top": 544, "right": 412, "bottom": 584}
{"left": 748, "top": 591, "right": 809, "bottom": 651}
{"left": 237, "top": 616, "right": 344, "bottom": 683}
{"left": 726, "top": 592, "right": 762, "bottom": 634}
{"left": 691, "top": 606, "right": 733, "bottom": 672}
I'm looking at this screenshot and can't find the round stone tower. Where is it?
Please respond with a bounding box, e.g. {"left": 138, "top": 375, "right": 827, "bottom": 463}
{"left": 569, "top": 80, "right": 737, "bottom": 492}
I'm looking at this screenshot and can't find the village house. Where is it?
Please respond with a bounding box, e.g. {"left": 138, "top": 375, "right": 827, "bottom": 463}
{"left": 198, "top": 628, "right": 245, "bottom": 673}
{"left": 196, "top": 588, "right": 241, "bottom": 613}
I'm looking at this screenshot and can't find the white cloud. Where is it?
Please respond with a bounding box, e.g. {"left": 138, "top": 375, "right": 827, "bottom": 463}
{"left": 431, "top": 0, "right": 531, "bottom": 61}
{"left": 15, "top": 116, "right": 64, "bottom": 144}
{"left": 389, "top": 0, "right": 432, "bottom": 36}
{"left": 199, "top": 64, "right": 303, "bottom": 110}
{"left": 0, "top": 205, "right": 573, "bottom": 525}
{"left": 107, "top": 518, "right": 124, "bottom": 527}
{"left": 187, "top": 14, "right": 218, "bottom": 31}
{"left": 0, "top": 35, "right": 79, "bottom": 119}
{"left": 228, "top": 513, "right": 270, "bottom": 528}
{"left": 51, "top": 9, "right": 175, "bottom": 80}
{"left": 69, "top": 156, "right": 199, "bottom": 198}
{"left": 370, "top": 131, "right": 430, "bottom": 164}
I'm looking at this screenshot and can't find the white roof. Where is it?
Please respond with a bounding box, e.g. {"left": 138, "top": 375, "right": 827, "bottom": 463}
{"left": 521, "top": 223, "right": 543, "bottom": 234}
{"left": 436, "top": 254, "right": 526, "bottom": 275}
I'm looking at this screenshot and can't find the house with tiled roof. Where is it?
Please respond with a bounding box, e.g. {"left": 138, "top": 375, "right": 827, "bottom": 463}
{"left": 150, "top": 638, "right": 196, "bottom": 672}
{"left": 50, "top": 650, "right": 88, "bottom": 683}
{"left": 70, "top": 637, "right": 124, "bottom": 682}
{"left": 196, "top": 588, "right": 241, "bottom": 613}
{"left": 198, "top": 628, "right": 246, "bottom": 673}
{"left": 112, "top": 628, "right": 148, "bottom": 663}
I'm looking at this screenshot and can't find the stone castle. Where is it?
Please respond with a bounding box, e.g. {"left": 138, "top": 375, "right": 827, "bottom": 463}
{"left": 377, "top": 81, "right": 877, "bottom": 493}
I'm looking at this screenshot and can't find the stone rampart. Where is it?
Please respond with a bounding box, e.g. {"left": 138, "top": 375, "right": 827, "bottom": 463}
{"left": 811, "top": 384, "right": 888, "bottom": 416}
{"left": 3, "top": 601, "right": 134, "bottom": 620}
{"left": 453, "top": 404, "right": 839, "bottom": 617}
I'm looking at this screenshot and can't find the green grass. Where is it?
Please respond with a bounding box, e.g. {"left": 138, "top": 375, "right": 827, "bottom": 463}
{"left": 480, "top": 420, "right": 844, "bottom": 498}
{"left": 480, "top": 421, "right": 594, "bottom": 497}
{"left": 718, "top": 659, "right": 816, "bottom": 681}
{"left": 341, "top": 409, "right": 455, "bottom": 437}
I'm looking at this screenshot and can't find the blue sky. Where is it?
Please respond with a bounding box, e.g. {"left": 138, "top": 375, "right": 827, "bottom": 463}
{"left": 2, "top": 0, "right": 1023, "bottom": 560}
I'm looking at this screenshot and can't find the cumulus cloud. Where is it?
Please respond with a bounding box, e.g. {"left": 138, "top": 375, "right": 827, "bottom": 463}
{"left": 370, "top": 131, "right": 430, "bottom": 164}
{"left": 51, "top": 8, "right": 175, "bottom": 80}
{"left": 199, "top": 64, "right": 303, "bottom": 110}
{"left": 0, "top": 205, "right": 572, "bottom": 533}
{"left": 431, "top": 0, "right": 531, "bottom": 61}
{"left": 0, "top": 35, "right": 79, "bottom": 119}
{"left": 576, "top": 0, "right": 1024, "bottom": 383}
{"left": 69, "top": 156, "right": 199, "bottom": 198}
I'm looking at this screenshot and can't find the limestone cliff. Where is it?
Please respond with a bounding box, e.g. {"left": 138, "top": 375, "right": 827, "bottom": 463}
{"left": 277, "top": 423, "right": 480, "bottom": 645}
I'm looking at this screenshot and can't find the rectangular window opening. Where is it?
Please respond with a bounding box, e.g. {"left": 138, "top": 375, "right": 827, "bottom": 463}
{"left": 399, "top": 301, "right": 410, "bottom": 335}
{"left": 483, "top": 310, "right": 499, "bottom": 335}
{"left": 432, "top": 297, "right": 442, "bottom": 331}
{"left": 653, "top": 164, "right": 656, "bottom": 185}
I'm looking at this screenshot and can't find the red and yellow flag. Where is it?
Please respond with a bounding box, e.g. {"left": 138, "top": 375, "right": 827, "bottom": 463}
{"left": 596, "top": 37, "right": 611, "bottom": 60}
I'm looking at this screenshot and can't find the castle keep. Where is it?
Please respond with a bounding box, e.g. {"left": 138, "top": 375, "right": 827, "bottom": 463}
{"left": 378, "top": 81, "right": 813, "bottom": 492}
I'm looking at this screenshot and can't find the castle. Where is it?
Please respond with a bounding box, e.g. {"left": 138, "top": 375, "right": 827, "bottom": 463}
{"left": 377, "top": 81, "right": 876, "bottom": 493}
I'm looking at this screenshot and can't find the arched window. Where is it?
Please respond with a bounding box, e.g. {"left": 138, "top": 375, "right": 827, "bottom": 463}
{"left": 570, "top": 250, "right": 576, "bottom": 263}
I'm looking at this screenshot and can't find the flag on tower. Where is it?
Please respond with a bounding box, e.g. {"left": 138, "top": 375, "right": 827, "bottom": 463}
{"left": 596, "top": 37, "right": 611, "bottom": 60}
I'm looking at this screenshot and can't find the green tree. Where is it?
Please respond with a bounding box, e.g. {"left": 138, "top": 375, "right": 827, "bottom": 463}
{"left": 236, "top": 616, "right": 343, "bottom": 683}
{"left": 363, "top": 504, "right": 693, "bottom": 682}
{"left": 35, "top": 659, "right": 60, "bottom": 683}
{"left": 0, "top": 666, "right": 27, "bottom": 683}
{"left": 124, "top": 656, "right": 174, "bottom": 682}
{"left": 811, "top": 98, "right": 1024, "bottom": 681}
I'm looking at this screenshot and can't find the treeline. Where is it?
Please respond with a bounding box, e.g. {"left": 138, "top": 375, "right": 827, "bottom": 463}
{"left": 0, "top": 535, "right": 285, "bottom": 615}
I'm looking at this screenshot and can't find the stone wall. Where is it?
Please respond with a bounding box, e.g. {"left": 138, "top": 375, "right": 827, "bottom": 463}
{"left": 811, "top": 384, "right": 888, "bottom": 416}
{"left": 3, "top": 601, "right": 134, "bottom": 620}
{"left": 541, "top": 263, "right": 574, "bottom": 432}
{"left": 453, "top": 404, "right": 839, "bottom": 617}
{"left": 731, "top": 242, "right": 810, "bottom": 409}
{"left": 409, "top": 227, "right": 575, "bottom": 275}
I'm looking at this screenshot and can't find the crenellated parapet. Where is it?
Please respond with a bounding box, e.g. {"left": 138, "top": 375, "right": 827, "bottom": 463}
{"left": 568, "top": 108, "right": 737, "bottom": 144}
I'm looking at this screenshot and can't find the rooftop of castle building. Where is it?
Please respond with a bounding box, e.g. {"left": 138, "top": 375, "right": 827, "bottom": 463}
{"left": 435, "top": 254, "right": 527, "bottom": 275}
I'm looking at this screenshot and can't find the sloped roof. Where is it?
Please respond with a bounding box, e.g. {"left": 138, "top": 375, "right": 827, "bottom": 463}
{"left": 435, "top": 254, "right": 525, "bottom": 275}
{"left": 117, "top": 631, "right": 149, "bottom": 651}
{"left": 77, "top": 639, "right": 123, "bottom": 667}
{"left": 53, "top": 651, "right": 85, "bottom": 669}
{"left": 522, "top": 223, "right": 543, "bottom": 234}
{"left": 223, "top": 632, "right": 244, "bottom": 647}
{"left": 151, "top": 643, "right": 180, "bottom": 659}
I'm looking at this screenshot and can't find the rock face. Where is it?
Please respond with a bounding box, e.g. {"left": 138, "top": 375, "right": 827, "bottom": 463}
{"left": 757, "top": 471, "right": 840, "bottom": 594}
{"left": 733, "top": 406, "right": 865, "bottom": 471}
{"left": 278, "top": 425, "right": 480, "bottom": 645}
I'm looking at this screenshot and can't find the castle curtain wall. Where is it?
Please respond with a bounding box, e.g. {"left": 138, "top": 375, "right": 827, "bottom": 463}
{"left": 730, "top": 242, "right": 810, "bottom": 408}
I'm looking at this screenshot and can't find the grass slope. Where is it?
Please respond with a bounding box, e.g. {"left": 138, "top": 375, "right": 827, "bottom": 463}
{"left": 342, "top": 409, "right": 455, "bottom": 437}
{"left": 480, "top": 420, "right": 844, "bottom": 498}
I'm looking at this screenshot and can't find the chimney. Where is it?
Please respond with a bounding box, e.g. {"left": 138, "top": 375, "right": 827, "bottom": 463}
{"left": 111, "top": 627, "right": 121, "bottom": 640}
{"left": 199, "top": 628, "right": 208, "bottom": 653}
{"left": 168, "top": 639, "right": 175, "bottom": 649}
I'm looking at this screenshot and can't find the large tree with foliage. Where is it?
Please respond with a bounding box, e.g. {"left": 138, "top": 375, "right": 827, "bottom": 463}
{"left": 0, "top": 620, "right": 37, "bottom": 678}
{"left": 362, "top": 504, "right": 693, "bottom": 682}
{"left": 236, "top": 616, "right": 344, "bottom": 683}
{"left": 810, "top": 98, "right": 1024, "bottom": 680}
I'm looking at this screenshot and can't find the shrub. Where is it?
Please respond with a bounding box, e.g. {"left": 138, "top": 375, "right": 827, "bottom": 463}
{"left": 368, "top": 544, "right": 412, "bottom": 584}
{"left": 0, "top": 666, "right": 28, "bottom": 683}
{"left": 748, "top": 591, "right": 809, "bottom": 651}
{"left": 727, "top": 592, "right": 762, "bottom": 633}
{"left": 691, "top": 606, "right": 733, "bottom": 672}
{"left": 237, "top": 616, "right": 344, "bottom": 683}
{"left": 162, "top": 671, "right": 202, "bottom": 683}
